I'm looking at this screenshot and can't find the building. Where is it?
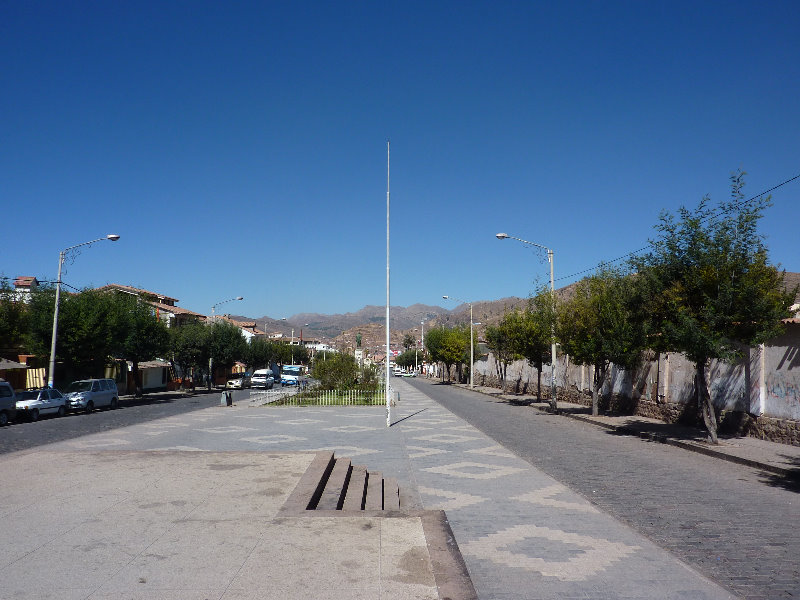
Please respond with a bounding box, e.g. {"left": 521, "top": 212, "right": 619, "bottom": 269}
{"left": 96, "top": 284, "right": 206, "bottom": 327}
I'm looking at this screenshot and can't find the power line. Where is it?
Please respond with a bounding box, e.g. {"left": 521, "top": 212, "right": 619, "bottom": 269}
{"left": 554, "top": 172, "right": 800, "bottom": 284}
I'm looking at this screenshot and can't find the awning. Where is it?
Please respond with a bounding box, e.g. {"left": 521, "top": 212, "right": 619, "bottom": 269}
{"left": 0, "top": 359, "right": 28, "bottom": 370}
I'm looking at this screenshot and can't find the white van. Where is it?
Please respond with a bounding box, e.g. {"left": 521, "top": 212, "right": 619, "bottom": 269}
{"left": 251, "top": 369, "right": 274, "bottom": 389}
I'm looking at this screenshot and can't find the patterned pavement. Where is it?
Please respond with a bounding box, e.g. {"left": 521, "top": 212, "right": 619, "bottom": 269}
{"left": 45, "top": 379, "right": 737, "bottom": 600}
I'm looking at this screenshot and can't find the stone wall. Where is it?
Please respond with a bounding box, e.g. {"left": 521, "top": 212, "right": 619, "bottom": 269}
{"left": 472, "top": 323, "right": 800, "bottom": 447}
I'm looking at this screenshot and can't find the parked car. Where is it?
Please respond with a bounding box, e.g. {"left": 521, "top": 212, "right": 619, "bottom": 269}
{"left": 226, "top": 373, "right": 252, "bottom": 389}
{"left": 0, "top": 379, "right": 17, "bottom": 426}
{"left": 251, "top": 369, "right": 274, "bottom": 389}
{"left": 65, "top": 378, "right": 120, "bottom": 412}
{"left": 16, "top": 388, "right": 67, "bottom": 421}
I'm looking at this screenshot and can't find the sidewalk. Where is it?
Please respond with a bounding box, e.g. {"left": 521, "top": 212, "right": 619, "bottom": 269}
{"left": 464, "top": 382, "right": 800, "bottom": 481}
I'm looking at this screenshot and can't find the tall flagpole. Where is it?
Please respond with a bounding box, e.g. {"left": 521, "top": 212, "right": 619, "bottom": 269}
{"left": 385, "top": 140, "right": 391, "bottom": 427}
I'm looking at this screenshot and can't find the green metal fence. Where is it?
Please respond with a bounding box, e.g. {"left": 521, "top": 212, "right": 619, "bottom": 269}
{"left": 274, "top": 388, "right": 386, "bottom": 406}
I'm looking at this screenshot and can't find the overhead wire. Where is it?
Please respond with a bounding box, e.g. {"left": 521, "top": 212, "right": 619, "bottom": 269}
{"left": 553, "top": 172, "right": 800, "bottom": 284}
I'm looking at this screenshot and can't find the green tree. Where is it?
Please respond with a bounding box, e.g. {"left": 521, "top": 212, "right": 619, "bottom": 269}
{"left": 635, "top": 171, "right": 795, "bottom": 442}
{"left": 111, "top": 295, "right": 170, "bottom": 396}
{"left": 312, "top": 352, "right": 359, "bottom": 390}
{"left": 511, "top": 289, "right": 557, "bottom": 402}
{"left": 394, "top": 349, "right": 418, "bottom": 370}
{"left": 425, "top": 326, "right": 469, "bottom": 382}
{"left": 402, "top": 333, "right": 416, "bottom": 350}
{"left": 484, "top": 318, "right": 518, "bottom": 390}
{"left": 0, "top": 279, "right": 29, "bottom": 356}
{"left": 245, "top": 338, "right": 281, "bottom": 371}
{"left": 208, "top": 321, "right": 248, "bottom": 376}
{"left": 169, "top": 321, "right": 210, "bottom": 387}
{"left": 558, "top": 269, "right": 648, "bottom": 415}
{"left": 24, "top": 286, "right": 124, "bottom": 384}
{"left": 25, "top": 285, "right": 57, "bottom": 359}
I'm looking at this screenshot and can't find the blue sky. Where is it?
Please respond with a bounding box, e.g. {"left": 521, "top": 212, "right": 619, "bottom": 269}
{"left": 3, "top": 1, "right": 799, "bottom": 320}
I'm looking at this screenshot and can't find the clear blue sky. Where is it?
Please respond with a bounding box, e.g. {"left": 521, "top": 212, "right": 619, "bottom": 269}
{"left": 3, "top": 1, "right": 799, "bottom": 320}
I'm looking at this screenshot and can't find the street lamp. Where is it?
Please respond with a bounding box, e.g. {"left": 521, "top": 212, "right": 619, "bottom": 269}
{"left": 208, "top": 296, "right": 243, "bottom": 388}
{"left": 48, "top": 234, "right": 120, "bottom": 388}
{"left": 496, "top": 232, "right": 558, "bottom": 411}
{"left": 442, "top": 295, "right": 475, "bottom": 389}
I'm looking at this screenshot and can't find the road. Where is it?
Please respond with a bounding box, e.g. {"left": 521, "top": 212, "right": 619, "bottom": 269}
{"left": 406, "top": 377, "right": 800, "bottom": 600}
{"left": 0, "top": 389, "right": 239, "bottom": 455}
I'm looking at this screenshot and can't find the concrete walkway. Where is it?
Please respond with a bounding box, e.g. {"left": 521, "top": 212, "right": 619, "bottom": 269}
{"left": 0, "top": 378, "right": 756, "bottom": 599}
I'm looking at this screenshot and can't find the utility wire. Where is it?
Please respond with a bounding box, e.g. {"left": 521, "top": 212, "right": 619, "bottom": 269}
{"left": 554, "top": 172, "right": 800, "bottom": 284}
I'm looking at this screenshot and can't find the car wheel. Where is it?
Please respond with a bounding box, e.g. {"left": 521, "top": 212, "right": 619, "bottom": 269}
{"left": 57, "top": 406, "right": 66, "bottom": 418}
{"left": 30, "top": 409, "right": 39, "bottom": 422}
{"left": 85, "top": 401, "right": 94, "bottom": 414}
{"left": 0, "top": 411, "right": 8, "bottom": 426}
{"left": 110, "top": 397, "right": 118, "bottom": 410}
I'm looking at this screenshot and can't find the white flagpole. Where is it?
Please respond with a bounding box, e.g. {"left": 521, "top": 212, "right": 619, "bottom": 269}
{"left": 385, "top": 140, "right": 391, "bottom": 427}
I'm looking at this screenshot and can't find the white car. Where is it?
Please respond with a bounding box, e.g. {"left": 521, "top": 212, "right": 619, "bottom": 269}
{"left": 16, "top": 388, "right": 67, "bottom": 421}
{"left": 226, "top": 374, "right": 251, "bottom": 389}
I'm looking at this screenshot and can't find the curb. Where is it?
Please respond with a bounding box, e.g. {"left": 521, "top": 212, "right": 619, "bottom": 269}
{"left": 562, "top": 412, "right": 796, "bottom": 479}
{"left": 460, "top": 383, "right": 798, "bottom": 481}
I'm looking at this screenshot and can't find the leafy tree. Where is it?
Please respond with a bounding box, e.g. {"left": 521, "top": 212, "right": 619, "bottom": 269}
{"left": 511, "top": 289, "right": 557, "bottom": 402}
{"left": 0, "top": 280, "right": 29, "bottom": 355}
{"left": 311, "top": 352, "right": 359, "bottom": 389}
{"left": 558, "top": 269, "right": 648, "bottom": 415}
{"left": 25, "top": 286, "right": 124, "bottom": 384}
{"left": 635, "top": 171, "right": 795, "bottom": 442}
{"left": 24, "top": 285, "right": 57, "bottom": 359}
{"left": 111, "top": 295, "right": 169, "bottom": 396}
{"left": 394, "top": 349, "right": 418, "bottom": 370}
{"left": 425, "top": 326, "right": 469, "bottom": 382}
{"left": 276, "top": 341, "right": 308, "bottom": 366}
{"left": 169, "top": 321, "right": 210, "bottom": 387}
{"left": 402, "top": 333, "right": 416, "bottom": 350}
{"left": 245, "top": 338, "right": 281, "bottom": 371}
{"left": 208, "top": 321, "right": 248, "bottom": 375}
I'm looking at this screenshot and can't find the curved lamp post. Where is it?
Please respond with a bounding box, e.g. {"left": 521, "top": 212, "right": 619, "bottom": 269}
{"left": 496, "top": 232, "right": 558, "bottom": 411}
{"left": 208, "top": 296, "right": 243, "bottom": 388}
{"left": 48, "top": 234, "right": 120, "bottom": 388}
{"left": 442, "top": 295, "right": 475, "bottom": 389}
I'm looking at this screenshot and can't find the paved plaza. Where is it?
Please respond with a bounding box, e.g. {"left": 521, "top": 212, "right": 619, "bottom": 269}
{"left": 1, "top": 378, "right": 746, "bottom": 599}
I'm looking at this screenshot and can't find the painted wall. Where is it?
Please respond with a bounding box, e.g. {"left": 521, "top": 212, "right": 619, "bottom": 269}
{"left": 473, "top": 323, "right": 800, "bottom": 422}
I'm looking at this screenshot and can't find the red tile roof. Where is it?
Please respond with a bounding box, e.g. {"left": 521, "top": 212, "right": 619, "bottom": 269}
{"left": 97, "top": 284, "right": 179, "bottom": 305}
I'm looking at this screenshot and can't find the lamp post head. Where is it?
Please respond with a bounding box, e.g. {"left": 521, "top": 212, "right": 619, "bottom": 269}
{"left": 107, "top": 234, "right": 120, "bottom": 242}
{"left": 495, "top": 233, "right": 509, "bottom": 240}
{"left": 442, "top": 295, "right": 449, "bottom": 300}
{"left": 235, "top": 296, "right": 243, "bottom": 301}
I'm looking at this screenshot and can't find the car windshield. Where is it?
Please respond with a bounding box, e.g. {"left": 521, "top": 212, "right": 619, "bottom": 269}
{"left": 67, "top": 381, "right": 92, "bottom": 393}
{"left": 281, "top": 366, "right": 301, "bottom": 376}
{"left": 19, "top": 391, "right": 41, "bottom": 400}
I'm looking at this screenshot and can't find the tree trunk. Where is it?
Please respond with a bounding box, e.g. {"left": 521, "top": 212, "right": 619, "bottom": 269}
{"left": 132, "top": 359, "right": 142, "bottom": 397}
{"left": 591, "top": 365, "right": 600, "bottom": 416}
{"left": 696, "top": 361, "right": 719, "bottom": 444}
{"left": 536, "top": 366, "right": 542, "bottom": 402}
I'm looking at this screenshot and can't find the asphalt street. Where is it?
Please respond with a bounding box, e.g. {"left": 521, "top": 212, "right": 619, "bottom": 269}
{"left": 407, "top": 378, "right": 800, "bottom": 600}
{"left": 0, "top": 388, "right": 228, "bottom": 455}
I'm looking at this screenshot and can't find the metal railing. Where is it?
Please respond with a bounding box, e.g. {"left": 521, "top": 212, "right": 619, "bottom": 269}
{"left": 274, "top": 388, "right": 386, "bottom": 406}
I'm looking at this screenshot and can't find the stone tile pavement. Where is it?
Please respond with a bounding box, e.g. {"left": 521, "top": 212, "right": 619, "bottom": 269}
{"left": 2, "top": 378, "right": 746, "bottom": 599}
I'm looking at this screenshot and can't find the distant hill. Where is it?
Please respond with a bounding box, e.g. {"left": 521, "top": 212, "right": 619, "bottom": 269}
{"left": 231, "top": 271, "right": 800, "bottom": 350}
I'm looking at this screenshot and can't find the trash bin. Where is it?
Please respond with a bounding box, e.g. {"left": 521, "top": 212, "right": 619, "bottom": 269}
{"left": 220, "top": 391, "right": 227, "bottom": 406}
{"left": 226, "top": 391, "right": 233, "bottom": 406}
